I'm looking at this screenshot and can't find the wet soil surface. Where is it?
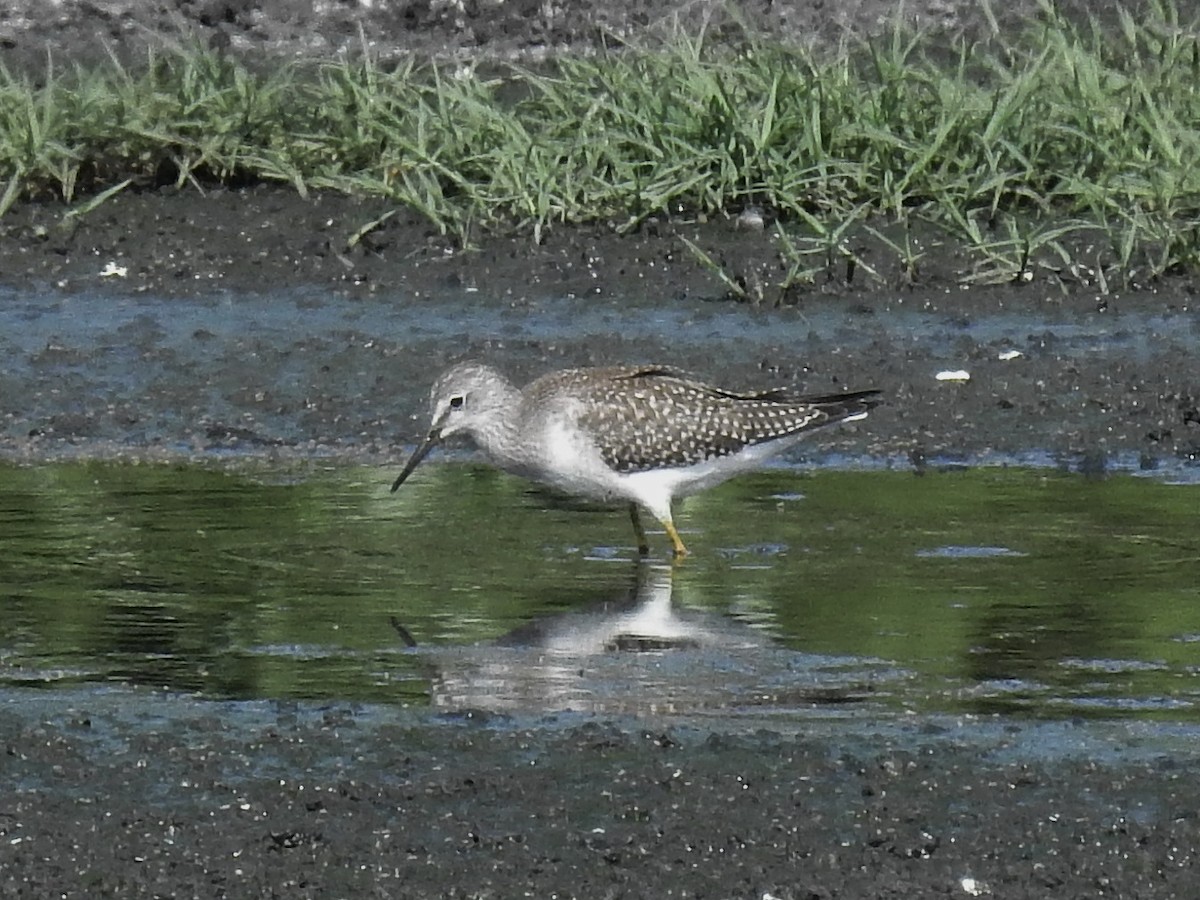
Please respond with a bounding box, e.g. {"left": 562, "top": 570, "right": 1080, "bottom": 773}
{"left": 5, "top": 691, "right": 1200, "bottom": 899}
{"left": 2, "top": 1, "right": 1200, "bottom": 897}
{"left": 0, "top": 0, "right": 1137, "bottom": 70}
{"left": 3, "top": 185, "right": 1198, "bottom": 473}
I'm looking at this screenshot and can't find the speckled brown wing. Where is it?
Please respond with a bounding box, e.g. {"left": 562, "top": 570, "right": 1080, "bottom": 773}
{"left": 567, "top": 366, "right": 880, "bottom": 474}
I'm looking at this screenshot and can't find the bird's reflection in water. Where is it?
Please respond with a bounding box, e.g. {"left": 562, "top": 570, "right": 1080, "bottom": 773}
{"left": 493, "top": 563, "right": 743, "bottom": 655}
{"left": 403, "top": 564, "right": 873, "bottom": 717}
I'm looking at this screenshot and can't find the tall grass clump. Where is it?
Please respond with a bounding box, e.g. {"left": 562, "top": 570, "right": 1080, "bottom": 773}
{"left": 3, "top": 0, "right": 1200, "bottom": 288}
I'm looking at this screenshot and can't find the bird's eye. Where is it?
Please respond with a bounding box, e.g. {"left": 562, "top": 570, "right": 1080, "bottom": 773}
{"left": 448, "top": 395, "right": 465, "bottom": 410}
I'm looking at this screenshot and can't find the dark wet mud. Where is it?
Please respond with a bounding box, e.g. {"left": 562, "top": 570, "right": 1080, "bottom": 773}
{"left": 0, "top": 0, "right": 1139, "bottom": 71}
{"left": 2, "top": 2, "right": 1200, "bottom": 898}
{"left": 6, "top": 690, "right": 1200, "bottom": 900}
{"left": 2, "top": 277, "right": 1197, "bottom": 472}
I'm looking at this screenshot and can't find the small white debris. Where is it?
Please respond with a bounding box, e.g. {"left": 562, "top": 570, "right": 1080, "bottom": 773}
{"left": 99, "top": 261, "right": 127, "bottom": 278}
{"left": 735, "top": 206, "right": 765, "bottom": 231}
{"left": 959, "top": 875, "right": 989, "bottom": 895}
{"left": 935, "top": 370, "right": 971, "bottom": 382}
{"left": 998, "top": 350, "right": 1023, "bottom": 361}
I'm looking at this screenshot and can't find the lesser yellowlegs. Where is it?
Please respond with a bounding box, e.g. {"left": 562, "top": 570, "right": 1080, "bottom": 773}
{"left": 391, "top": 362, "right": 880, "bottom": 558}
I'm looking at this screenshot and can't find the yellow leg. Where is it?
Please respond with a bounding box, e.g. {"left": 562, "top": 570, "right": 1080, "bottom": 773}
{"left": 630, "top": 504, "right": 689, "bottom": 559}
{"left": 629, "top": 504, "right": 650, "bottom": 556}
{"left": 662, "top": 517, "right": 689, "bottom": 560}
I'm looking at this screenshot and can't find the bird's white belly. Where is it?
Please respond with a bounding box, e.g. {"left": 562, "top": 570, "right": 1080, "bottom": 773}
{"left": 637, "top": 436, "right": 801, "bottom": 493}
{"left": 525, "top": 418, "right": 626, "bottom": 500}
{"left": 507, "top": 414, "right": 808, "bottom": 519}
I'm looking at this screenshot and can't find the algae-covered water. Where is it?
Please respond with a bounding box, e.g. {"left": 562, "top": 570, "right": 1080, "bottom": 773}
{"left": 1, "top": 461, "right": 1197, "bottom": 722}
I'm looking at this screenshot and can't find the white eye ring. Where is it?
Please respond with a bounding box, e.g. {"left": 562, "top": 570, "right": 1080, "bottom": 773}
{"left": 448, "top": 395, "right": 465, "bottom": 410}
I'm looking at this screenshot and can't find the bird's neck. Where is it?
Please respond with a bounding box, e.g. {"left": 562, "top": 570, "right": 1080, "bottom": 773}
{"left": 471, "top": 413, "right": 521, "bottom": 464}
{"left": 468, "top": 386, "right": 527, "bottom": 469}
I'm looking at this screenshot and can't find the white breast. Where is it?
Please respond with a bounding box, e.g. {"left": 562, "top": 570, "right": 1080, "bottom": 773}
{"left": 526, "top": 415, "right": 626, "bottom": 500}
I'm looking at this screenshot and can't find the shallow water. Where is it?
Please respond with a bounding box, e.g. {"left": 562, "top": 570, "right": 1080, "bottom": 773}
{"left": 1, "top": 461, "right": 1197, "bottom": 723}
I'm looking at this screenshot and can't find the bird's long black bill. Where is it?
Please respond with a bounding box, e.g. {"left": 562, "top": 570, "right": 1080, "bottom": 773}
{"left": 390, "top": 430, "right": 441, "bottom": 492}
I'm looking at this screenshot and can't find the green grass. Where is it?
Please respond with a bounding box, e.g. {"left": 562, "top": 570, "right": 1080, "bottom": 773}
{"left": 3, "top": 0, "right": 1200, "bottom": 292}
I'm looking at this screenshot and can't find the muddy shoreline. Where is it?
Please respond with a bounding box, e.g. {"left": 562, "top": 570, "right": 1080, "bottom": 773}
{"left": 2, "top": 259, "right": 1197, "bottom": 471}
{"left": 2, "top": 2, "right": 1200, "bottom": 898}
{"left": 5, "top": 688, "right": 1200, "bottom": 899}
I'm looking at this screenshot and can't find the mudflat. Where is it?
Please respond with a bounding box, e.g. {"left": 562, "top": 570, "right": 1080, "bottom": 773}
{"left": 1, "top": 2, "right": 1198, "bottom": 897}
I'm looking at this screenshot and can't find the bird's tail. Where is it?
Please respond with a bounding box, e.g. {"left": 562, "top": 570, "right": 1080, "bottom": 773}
{"left": 804, "top": 389, "right": 882, "bottom": 424}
